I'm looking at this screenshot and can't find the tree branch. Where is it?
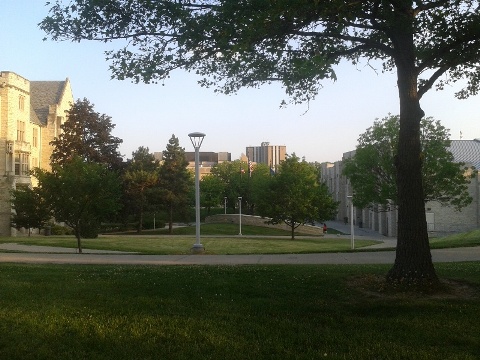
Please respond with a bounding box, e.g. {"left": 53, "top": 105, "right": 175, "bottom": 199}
{"left": 413, "top": 0, "right": 449, "bottom": 16}
{"left": 417, "top": 65, "right": 449, "bottom": 99}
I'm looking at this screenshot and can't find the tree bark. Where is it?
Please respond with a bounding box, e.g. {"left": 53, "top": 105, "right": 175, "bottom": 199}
{"left": 75, "top": 227, "right": 83, "bottom": 254}
{"left": 387, "top": 19, "right": 438, "bottom": 285}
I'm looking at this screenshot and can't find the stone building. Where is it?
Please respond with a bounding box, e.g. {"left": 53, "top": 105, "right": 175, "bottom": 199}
{"left": 321, "top": 139, "right": 480, "bottom": 237}
{"left": 0, "top": 71, "right": 73, "bottom": 235}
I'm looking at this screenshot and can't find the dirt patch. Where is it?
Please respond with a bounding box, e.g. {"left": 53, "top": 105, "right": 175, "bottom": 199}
{"left": 347, "top": 274, "right": 480, "bottom": 300}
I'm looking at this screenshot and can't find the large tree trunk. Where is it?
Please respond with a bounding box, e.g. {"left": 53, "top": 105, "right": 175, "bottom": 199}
{"left": 387, "top": 22, "right": 438, "bottom": 285}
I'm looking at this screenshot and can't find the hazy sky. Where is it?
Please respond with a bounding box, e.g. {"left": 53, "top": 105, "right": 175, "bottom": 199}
{"left": 2, "top": 1, "right": 479, "bottom": 163}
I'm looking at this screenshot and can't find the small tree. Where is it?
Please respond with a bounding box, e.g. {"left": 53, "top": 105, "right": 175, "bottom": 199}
{"left": 343, "top": 115, "right": 474, "bottom": 210}
{"left": 123, "top": 147, "right": 160, "bottom": 231}
{"left": 256, "top": 155, "right": 338, "bottom": 239}
{"left": 210, "top": 159, "right": 250, "bottom": 213}
{"left": 34, "top": 157, "right": 122, "bottom": 253}
{"left": 123, "top": 170, "right": 158, "bottom": 232}
{"left": 158, "top": 135, "right": 193, "bottom": 233}
{"left": 50, "top": 98, "right": 124, "bottom": 170}
{"left": 200, "top": 175, "right": 225, "bottom": 215}
{"left": 11, "top": 186, "right": 51, "bottom": 236}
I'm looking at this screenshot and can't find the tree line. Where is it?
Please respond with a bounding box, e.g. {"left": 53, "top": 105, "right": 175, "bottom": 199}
{"left": 11, "top": 99, "right": 192, "bottom": 253}
{"left": 11, "top": 99, "right": 338, "bottom": 251}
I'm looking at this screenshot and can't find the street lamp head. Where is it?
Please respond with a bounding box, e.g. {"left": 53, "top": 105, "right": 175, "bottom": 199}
{"left": 188, "top": 132, "right": 206, "bottom": 149}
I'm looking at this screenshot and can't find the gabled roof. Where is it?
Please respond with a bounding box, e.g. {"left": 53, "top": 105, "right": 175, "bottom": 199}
{"left": 449, "top": 139, "right": 480, "bottom": 169}
{"left": 30, "top": 80, "right": 68, "bottom": 125}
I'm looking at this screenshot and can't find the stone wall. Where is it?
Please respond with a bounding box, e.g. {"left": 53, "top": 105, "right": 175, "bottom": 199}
{"left": 205, "top": 214, "right": 324, "bottom": 235}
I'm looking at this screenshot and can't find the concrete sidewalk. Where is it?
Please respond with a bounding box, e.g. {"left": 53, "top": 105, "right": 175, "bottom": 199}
{"left": 1, "top": 244, "right": 480, "bottom": 265}
{"left": 0, "top": 242, "right": 135, "bottom": 254}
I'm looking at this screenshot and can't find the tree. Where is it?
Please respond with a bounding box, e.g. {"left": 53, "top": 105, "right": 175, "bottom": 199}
{"left": 123, "top": 147, "right": 160, "bottom": 231}
{"left": 11, "top": 186, "right": 51, "bottom": 236}
{"left": 158, "top": 135, "right": 193, "bottom": 233}
{"left": 200, "top": 175, "right": 225, "bottom": 214}
{"left": 256, "top": 155, "right": 338, "bottom": 240}
{"left": 127, "top": 146, "right": 159, "bottom": 172}
{"left": 210, "top": 159, "right": 250, "bottom": 213}
{"left": 34, "top": 157, "right": 122, "bottom": 253}
{"left": 50, "top": 98, "right": 124, "bottom": 170}
{"left": 248, "top": 162, "right": 274, "bottom": 215}
{"left": 41, "top": 1, "right": 480, "bottom": 284}
{"left": 123, "top": 169, "right": 158, "bottom": 232}
{"left": 343, "top": 115, "right": 474, "bottom": 210}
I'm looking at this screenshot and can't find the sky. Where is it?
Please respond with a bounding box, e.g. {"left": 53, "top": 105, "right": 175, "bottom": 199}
{"left": 2, "top": 1, "right": 479, "bottom": 163}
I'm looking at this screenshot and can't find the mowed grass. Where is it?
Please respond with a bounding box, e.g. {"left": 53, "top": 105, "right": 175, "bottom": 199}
{"left": 0, "top": 234, "right": 378, "bottom": 254}
{"left": 430, "top": 229, "right": 480, "bottom": 249}
{"left": 118, "top": 223, "right": 345, "bottom": 236}
{"left": 0, "top": 223, "right": 380, "bottom": 254}
{"left": 2, "top": 223, "right": 480, "bottom": 254}
{"left": 0, "top": 263, "right": 479, "bottom": 359}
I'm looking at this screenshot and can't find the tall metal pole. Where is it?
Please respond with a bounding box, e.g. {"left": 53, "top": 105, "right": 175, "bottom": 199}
{"left": 188, "top": 132, "right": 205, "bottom": 253}
{"left": 238, "top": 196, "right": 242, "bottom": 235}
{"left": 194, "top": 146, "right": 201, "bottom": 247}
{"left": 224, "top": 197, "right": 227, "bottom": 214}
{"left": 347, "top": 195, "right": 355, "bottom": 250}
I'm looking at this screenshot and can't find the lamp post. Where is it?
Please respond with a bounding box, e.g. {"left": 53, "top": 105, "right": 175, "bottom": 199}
{"left": 188, "top": 132, "right": 206, "bottom": 253}
{"left": 238, "top": 196, "right": 242, "bottom": 236}
{"left": 224, "top": 197, "right": 227, "bottom": 214}
{"left": 347, "top": 195, "right": 355, "bottom": 249}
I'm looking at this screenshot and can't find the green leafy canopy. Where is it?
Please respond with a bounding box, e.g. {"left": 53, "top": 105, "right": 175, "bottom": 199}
{"left": 343, "top": 114, "right": 474, "bottom": 211}
{"left": 40, "top": 1, "right": 480, "bottom": 104}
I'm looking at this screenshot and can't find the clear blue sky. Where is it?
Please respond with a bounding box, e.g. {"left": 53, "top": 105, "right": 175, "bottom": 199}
{"left": 2, "top": 1, "right": 479, "bottom": 163}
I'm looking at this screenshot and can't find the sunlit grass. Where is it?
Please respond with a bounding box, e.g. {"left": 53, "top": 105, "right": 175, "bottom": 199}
{"left": 0, "top": 263, "right": 479, "bottom": 359}
{"left": 430, "top": 229, "right": 480, "bottom": 249}
{"left": 0, "top": 235, "right": 379, "bottom": 254}
{"left": 114, "top": 223, "right": 344, "bottom": 236}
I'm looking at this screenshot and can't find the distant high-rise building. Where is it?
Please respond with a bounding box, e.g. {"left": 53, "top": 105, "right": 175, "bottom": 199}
{"left": 246, "top": 142, "right": 286, "bottom": 170}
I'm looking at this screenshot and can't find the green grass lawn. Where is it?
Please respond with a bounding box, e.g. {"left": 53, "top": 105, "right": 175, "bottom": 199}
{"left": 112, "top": 223, "right": 344, "bottom": 236}
{"left": 430, "top": 229, "right": 480, "bottom": 249}
{"left": 0, "top": 223, "right": 370, "bottom": 254}
{"left": 2, "top": 224, "right": 480, "bottom": 254}
{"left": 0, "top": 263, "right": 479, "bottom": 359}
{"left": 0, "top": 235, "right": 379, "bottom": 254}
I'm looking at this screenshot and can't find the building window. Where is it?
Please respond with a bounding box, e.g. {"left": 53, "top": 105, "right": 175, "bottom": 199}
{"left": 15, "top": 152, "right": 30, "bottom": 176}
{"left": 33, "top": 128, "right": 38, "bottom": 147}
{"left": 16, "top": 120, "right": 25, "bottom": 142}
{"left": 14, "top": 153, "right": 20, "bottom": 175}
{"left": 19, "top": 95, "right": 25, "bottom": 111}
{"left": 21, "top": 153, "right": 30, "bottom": 175}
{"left": 56, "top": 116, "right": 63, "bottom": 137}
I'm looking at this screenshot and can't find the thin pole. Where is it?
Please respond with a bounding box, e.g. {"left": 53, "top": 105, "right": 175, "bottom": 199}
{"left": 238, "top": 197, "right": 242, "bottom": 235}
{"left": 194, "top": 146, "right": 201, "bottom": 246}
{"left": 350, "top": 199, "right": 355, "bottom": 249}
